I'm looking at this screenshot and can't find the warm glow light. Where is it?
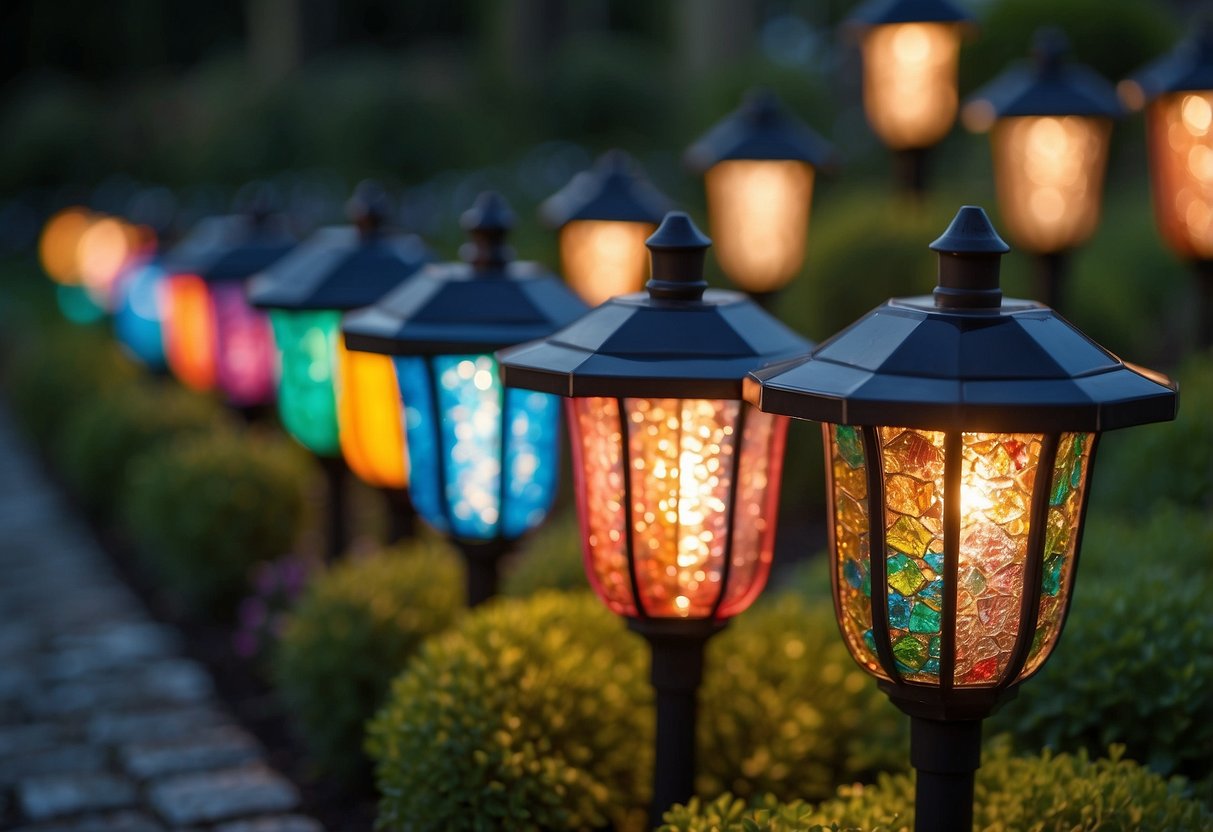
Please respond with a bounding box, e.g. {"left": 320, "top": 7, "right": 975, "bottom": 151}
{"left": 862, "top": 22, "right": 962, "bottom": 149}
{"left": 569, "top": 397, "right": 787, "bottom": 619}
{"left": 1146, "top": 91, "right": 1213, "bottom": 259}
{"left": 559, "top": 220, "right": 655, "bottom": 305}
{"left": 705, "top": 159, "right": 815, "bottom": 293}
{"left": 211, "top": 283, "right": 276, "bottom": 407}
{"left": 337, "top": 340, "right": 409, "bottom": 489}
{"left": 162, "top": 274, "right": 218, "bottom": 392}
{"left": 992, "top": 115, "right": 1112, "bottom": 253}
{"left": 39, "top": 207, "right": 93, "bottom": 285}
{"left": 77, "top": 217, "right": 138, "bottom": 308}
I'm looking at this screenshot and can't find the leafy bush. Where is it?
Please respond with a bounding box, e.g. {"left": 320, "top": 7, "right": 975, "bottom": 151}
{"left": 367, "top": 591, "right": 652, "bottom": 832}
{"left": 699, "top": 595, "right": 906, "bottom": 803}
{"left": 661, "top": 743, "right": 1213, "bottom": 831}
{"left": 273, "top": 538, "right": 464, "bottom": 784}
{"left": 58, "top": 381, "right": 227, "bottom": 518}
{"left": 122, "top": 430, "right": 313, "bottom": 612}
{"left": 500, "top": 511, "right": 588, "bottom": 598}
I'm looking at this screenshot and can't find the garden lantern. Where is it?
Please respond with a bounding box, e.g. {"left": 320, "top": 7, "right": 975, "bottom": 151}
{"left": 746, "top": 205, "right": 1177, "bottom": 832}
{"left": 249, "top": 183, "right": 431, "bottom": 556}
{"left": 161, "top": 212, "right": 295, "bottom": 409}
{"left": 499, "top": 212, "right": 812, "bottom": 825}
{"left": 847, "top": 0, "right": 974, "bottom": 195}
{"left": 964, "top": 29, "right": 1122, "bottom": 311}
{"left": 113, "top": 254, "right": 170, "bottom": 371}
{"left": 1121, "top": 23, "right": 1213, "bottom": 347}
{"left": 684, "top": 89, "right": 833, "bottom": 302}
{"left": 342, "top": 192, "right": 587, "bottom": 605}
{"left": 539, "top": 150, "right": 671, "bottom": 306}
{"left": 38, "top": 206, "right": 107, "bottom": 325}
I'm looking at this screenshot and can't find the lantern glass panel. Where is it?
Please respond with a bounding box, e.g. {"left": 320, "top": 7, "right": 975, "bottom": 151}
{"left": 163, "top": 273, "right": 218, "bottom": 392}
{"left": 114, "top": 261, "right": 167, "bottom": 369}
{"left": 337, "top": 340, "right": 409, "bottom": 489}
{"left": 394, "top": 354, "right": 560, "bottom": 541}
{"left": 992, "top": 116, "right": 1112, "bottom": 253}
{"left": 212, "top": 282, "right": 276, "bottom": 407}
{"left": 269, "top": 309, "right": 342, "bottom": 456}
{"left": 1146, "top": 91, "right": 1213, "bottom": 259}
{"left": 705, "top": 159, "right": 815, "bottom": 293}
{"left": 828, "top": 424, "right": 881, "bottom": 676}
{"left": 559, "top": 220, "right": 656, "bottom": 306}
{"left": 569, "top": 396, "right": 786, "bottom": 620}
{"left": 862, "top": 22, "right": 961, "bottom": 149}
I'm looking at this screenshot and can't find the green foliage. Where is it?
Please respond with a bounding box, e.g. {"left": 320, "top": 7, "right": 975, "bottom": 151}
{"left": 122, "top": 430, "right": 313, "bottom": 612}
{"left": 273, "top": 538, "right": 464, "bottom": 784}
{"left": 662, "top": 743, "right": 1213, "bottom": 831}
{"left": 500, "top": 511, "right": 588, "bottom": 598}
{"left": 699, "top": 596, "right": 906, "bottom": 803}
{"left": 368, "top": 591, "right": 652, "bottom": 832}
{"left": 58, "top": 381, "right": 227, "bottom": 519}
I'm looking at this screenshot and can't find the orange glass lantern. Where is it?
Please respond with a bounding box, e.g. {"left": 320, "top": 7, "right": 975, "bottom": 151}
{"left": 684, "top": 89, "right": 833, "bottom": 299}
{"left": 847, "top": 0, "right": 974, "bottom": 194}
{"left": 963, "top": 29, "right": 1123, "bottom": 310}
{"left": 499, "top": 212, "right": 812, "bottom": 824}
{"left": 540, "top": 150, "right": 670, "bottom": 306}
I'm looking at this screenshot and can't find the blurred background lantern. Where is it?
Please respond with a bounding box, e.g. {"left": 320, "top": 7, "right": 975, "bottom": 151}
{"left": 964, "top": 28, "right": 1123, "bottom": 312}
{"left": 499, "top": 212, "right": 812, "bottom": 826}
{"left": 1121, "top": 22, "right": 1213, "bottom": 347}
{"left": 343, "top": 192, "right": 587, "bottom": 605}
{"left": 38, "top": 206, "right": 107, "bottom": 324}
{"left": 846, "top": 0, "right": 975, "bottom": 196}
{"left": 249, "top": 182, "right": 430, "bottom": 557}
{"left": 684, "top": 89, "right": 833, "bottom": 303}
{"left": 539, "top": 149, "right": 671, "bottom": 306}
{"left": 746, "top": 206, "right": 1177, "bottom": 832}
{"left": 161, "top": 205, "right": 295, "bottom": 410}
{"left": 112, "top": 254, "right": 170, "bottom": 371}
{"left": 76, "top": 214, "right": 144, "bottom": 311}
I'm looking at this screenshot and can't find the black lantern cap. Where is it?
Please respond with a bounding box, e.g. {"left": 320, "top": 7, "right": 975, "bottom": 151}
{"left": 683, "top": 89, "right": 835, "bottom": 172}
{"left": 247, "top": 182, "right": 431, "bottom": 311}
{"left": 847, "top": 0, "right": 974, "bottom": 26}
{"left": 497, "top": 212, "right": 813, "bottom": 399}
{"left": 1122, "top": 19, "right": 1213, "bottom": 108}
{"left": 746, "top": 205, "right": 1177, "bottom": 433}
{"left": 539, "top": 150, "right": 672, "bottom": 227}
{"left": 163, "top": 212, "right": 296, "bottom": 284}
{"left": 342, "top": 191, "right": 588, "bottom": 356}
{"left": 963, "top": 28, "right": 1124, "bottom": 129}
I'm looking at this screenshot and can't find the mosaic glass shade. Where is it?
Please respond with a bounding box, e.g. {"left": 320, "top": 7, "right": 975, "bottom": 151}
{"left": 337, "top": 343, "right": 408, "bottom": 490}
{"left": 113, "top": 258, "right": 168, "bottom": 370}
{"left": 162, "top": 273, "right": 218, "bottom": 392}
{"left": 270, "top": 309, "right": 342, "bottom": 456}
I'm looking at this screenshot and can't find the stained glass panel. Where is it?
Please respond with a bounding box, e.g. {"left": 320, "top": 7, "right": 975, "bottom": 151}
{"left": 270, "top": 309, "right": 342, "bottom": 456}
{"left": 829, "top": 424, "right": 881, "bottom": 677}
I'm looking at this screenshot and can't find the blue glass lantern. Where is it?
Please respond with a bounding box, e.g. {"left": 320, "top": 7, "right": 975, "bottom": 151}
{"left": 113, "top": 256, "right": 169, "bottom": 370}
{"left": 343, "top": 192, "right": 588, "bottom": 604}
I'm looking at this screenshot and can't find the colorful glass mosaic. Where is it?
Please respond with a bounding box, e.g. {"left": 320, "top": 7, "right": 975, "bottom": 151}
{"left": 828, "top": 424, "right": 881, "bottom": 677}
{"left": 270, "top": 309, "right": 342, "bottom": 456}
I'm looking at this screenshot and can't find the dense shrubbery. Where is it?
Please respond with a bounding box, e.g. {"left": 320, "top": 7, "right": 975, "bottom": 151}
{"left": 273, "top": 538, "right": 464, "bottom": 784}
{"left": 500, "top": 511, "right": 588, "bottom": 598}
{"left": 122, "top": 429, "right": 313, "bottom": 612}
{"left": 662, "top": 743, "right": 1213, "bottom": 831}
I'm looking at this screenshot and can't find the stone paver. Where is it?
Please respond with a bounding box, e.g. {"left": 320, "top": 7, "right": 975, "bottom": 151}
{"left": 0, "top": 406, "right": 323, "bottom": 829}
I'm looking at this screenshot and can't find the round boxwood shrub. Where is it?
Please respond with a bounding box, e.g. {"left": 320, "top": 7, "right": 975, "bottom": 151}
{"left": 661, "top": 743, "right": 1213, "bottom": 831}
{"left": 58, "top": 381, "right": 227, "bottom": 519}
{"left": 122, "top": 430, "right": 313, "bottom": 613}
{"left": 273, "top": 537, "right": 464, "bottom": 784}
{"left": 367, "top": 591, "right": 653, "bottom": 832}
{"left": 500, "top": 511, "right": 588, "bottom": 598}
{"left": 699, "top": 595, "right": 906, "bottom": 803}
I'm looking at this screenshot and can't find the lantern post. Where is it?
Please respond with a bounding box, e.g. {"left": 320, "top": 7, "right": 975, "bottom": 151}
{"left": 746, "top": 206, "right": 1178, "bottom": 831}
{"left": 499, "top": 212, "right": 812, "bottom": 825}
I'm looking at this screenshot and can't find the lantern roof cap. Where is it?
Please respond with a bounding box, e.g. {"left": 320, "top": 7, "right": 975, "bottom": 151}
{"left": 745, "top": 205, "right": 1178, "bottom": 433}
{"left": 498, "top": 212, "right": 813, "bottom": 399}
{"left": 164, "top": 212, "right": 296, "bottom": 284}
{"left": 1122, "top": 19, "right": 1213, "bottom": 106}
{"left": 539, "top": 150, "right": 672, "bottom": 227}
{"left": 683, "top": 88, "right": 835, "bottom": 171}
{"left": 247, "top": 183, "right": 431, "bottom": 311}
{"left": 342, "top": 191, "right": 588, "bottom": 355}
{"left": 963, "top": 28, "right": 1123, "bottom": 127}
{"left": 846, "top": 0, "right": 974, "bottom": 26}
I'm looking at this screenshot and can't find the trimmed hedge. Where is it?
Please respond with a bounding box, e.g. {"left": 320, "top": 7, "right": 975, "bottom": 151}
{"left": 500, "top": 511, "right": 588, "bottom": 598}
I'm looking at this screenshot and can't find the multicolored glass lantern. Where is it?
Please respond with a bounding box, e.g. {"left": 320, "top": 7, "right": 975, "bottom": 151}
{"left": 684, "top": 90, "right": 833, "bottom": 298}
{"left": 963, "top": 29, "right": 1122, "bottom": 310}
{"left": 847, "top": 0, "right": 974, "bottom": 194}
{"left": 499, "top": 212, "right": 812, "bottom": 824}
{"left": 39, "top": 206, "right": 107, "bottom": 324}
{"left": 343, "top": 192, "right": 588, "bottom": 604}
{"left": 746, "top": 206, "right": 1177, "bottom": 832}
{"left": 539, "top": 150, "right": 670, "bottom": 306}
{"left": 1121, "top": 23, "right": 1213, "bottom": 346}
{"left": 113, "top": 255, "right": 169, "bottom": 370}
{"left": 161, "top": 214, "right": 294, "bottom": 408}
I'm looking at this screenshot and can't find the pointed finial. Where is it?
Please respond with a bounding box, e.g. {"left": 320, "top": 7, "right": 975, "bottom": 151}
{"left": 645, "top": 212, "right": 711, "bottom": 301}
{"left": 1031, "top": 26, "right": 1070, "bottom": 73}
{"left": 929, "top": 206, "right": 1010, "bottom": 309}
{"left": 347, "top": 180, "right": 392, "bottom": 240}
{"left": 459, "top": 192, "right": 515, "bottom": 271}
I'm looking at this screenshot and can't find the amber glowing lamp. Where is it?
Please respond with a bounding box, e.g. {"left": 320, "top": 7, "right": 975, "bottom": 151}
{"left": 499, "top": 212, "right": 812, "bottom": 826}
{"left": 746, "top": 206, "right": 1177, "bottom": 832}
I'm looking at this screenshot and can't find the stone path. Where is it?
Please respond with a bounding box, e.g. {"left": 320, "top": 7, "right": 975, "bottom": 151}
{"left": 0, "top": 407, "right": 324, "bottom": 832}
